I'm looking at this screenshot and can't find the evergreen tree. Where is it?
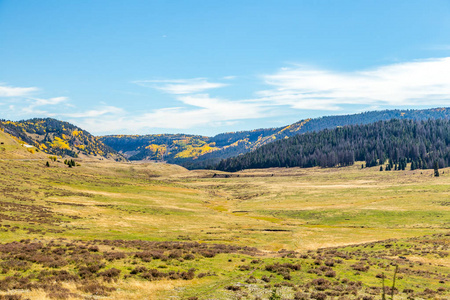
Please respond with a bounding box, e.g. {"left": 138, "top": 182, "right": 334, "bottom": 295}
{"left": 434, "top": 161, "right": 440, "bottom": 177}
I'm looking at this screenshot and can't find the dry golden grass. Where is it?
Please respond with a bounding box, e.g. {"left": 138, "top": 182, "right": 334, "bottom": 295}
{"left": 0, "top": 145, "right": 448, "bottom": 299}
{"left": 0, "top": 130, "right": 48, "bottom": 159}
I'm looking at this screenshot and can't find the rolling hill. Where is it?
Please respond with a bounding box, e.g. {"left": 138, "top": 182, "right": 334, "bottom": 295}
{"left": 0, "top": 118, "right": 125, "bottom": 161}
{"left": 100, "top": 107, "right": 450, "bottom": 169}
{"left": 0, "top": 127, "right": 49, "bottom": 160}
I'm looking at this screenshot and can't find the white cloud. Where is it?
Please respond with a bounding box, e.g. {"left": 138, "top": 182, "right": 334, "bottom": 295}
{"left": 17, "top": 97, "right": 69, "bottom": 116}
{"left": 0, "top": 84, "right": 38, "bottom": 97}
{"left": 6, "top": 58, "right": 450, "bottom": 135}
{"left": 258, "top": 57, "right": 450, "bottom": 110}
{"left": 31, "top": 96, "right": 68, "bottom": 106}
{"left": 73, "top": 58, "right": 450, "bottom": 134}
{"left": 133, "top": 78, "right": 228, "bottom": 94}
{"left": 63, "top": 106, "right": 124, "bottom": 118}
{"left": 143, "top": 94, "right": 267, "bottom": 128}
{"left": 70, "top": 94, "right": 270, "bottom": 133}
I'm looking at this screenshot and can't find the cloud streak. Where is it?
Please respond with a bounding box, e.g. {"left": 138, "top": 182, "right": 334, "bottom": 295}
{"left": 5, "top": 57, "right": 450, "bottom": 135}
{"left": 70, "top": 57, "right": 450, "bottom": 134}
{"left": 259, "top": 57, "right": 450, "bottom": 110}
{"left": 70, "top": 94, "right": 270, "bottom": 133}
{"left": 133, "top": 78, "right": 228, "bottom": 94}
{"left": 18, "top": 97, "right": 68, "bottom": 116}
{"left": 0, "top": 84, "right": 38, "bottom": 97}
{"left": 31, "top": 97, "right": 68, "bottom": 106}
{"left": 63, "top": 106, "right": 124, "bottom": 118}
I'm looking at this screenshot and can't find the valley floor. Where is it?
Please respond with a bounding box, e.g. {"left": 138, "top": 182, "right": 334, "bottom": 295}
{"left": 0, "top": 158, "right": 448, "bottom": 299}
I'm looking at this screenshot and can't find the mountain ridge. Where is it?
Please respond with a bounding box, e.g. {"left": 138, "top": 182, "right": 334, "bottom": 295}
{"left": 100, "top": 107, "right": 450, "bottom": 168}
{"left": 216, "top": 118, "right": 450, "bottom": 172}
{"left": 2, "top": 107, "right": 449, "bottom": 165}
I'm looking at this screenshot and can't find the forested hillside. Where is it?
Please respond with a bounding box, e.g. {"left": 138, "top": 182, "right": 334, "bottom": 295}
{"left": 99, "top": 120, "right": 311, "bottom": 166}
{"left": 0, "top": 118, "right": 124, "bottom": 160}
{"left": 216, "top": 119, "right": 450, "bottom": 172}
{"left": 101, "top": 107, "right": 450, "bottom": 168}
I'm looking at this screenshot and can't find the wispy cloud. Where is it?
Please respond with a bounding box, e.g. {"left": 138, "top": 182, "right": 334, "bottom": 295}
{"left": 31, "top": 97, "right": 68, "bottom": 106}
{"left": 133, "top": 78, "right": 228, "bottom": 94}
{"left": 0, "top": 84, "right": 38, "bottom": 97}
{"left": 258, "top": 57, "right": 450, "bottom": 110}
{"left": 63, "top": 106, "right": 124, "bottom": 118}
{"left": 70, "top": 94, "right": 269, "bottom": 133}
{"left": 69, "top": 58, "right": 450, "bottom": 134}
{"left": 5, "top": 57, "right": 450, "bottom": 135}
{"left": 19, "top": 97, "right": 68, "bottom": 116}
{"left": 142, "top": 94, "right": 267, "bottom": 128}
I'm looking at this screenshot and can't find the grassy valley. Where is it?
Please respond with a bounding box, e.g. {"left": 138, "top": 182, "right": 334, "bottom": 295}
{"left": 4, "top": 2, "right": 450, "bottom": 300}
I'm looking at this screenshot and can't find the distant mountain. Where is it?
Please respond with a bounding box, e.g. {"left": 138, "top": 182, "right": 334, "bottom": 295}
{"left": 216, "top": 119, "right": 450, "bottom": 172}
{"left": 0, "top": 118, "right": 125, "bottom": 160}
{"left": 100, "top": 107, "right": 450, "bottom": 169}
{"left": 99, "top": 119, "right": 310, "bottom": 168}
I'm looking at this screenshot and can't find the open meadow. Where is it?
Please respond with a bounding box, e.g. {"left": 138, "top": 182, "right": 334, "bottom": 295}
{"left": 3, "top": 1, "right": 450, "bottom": 299}
{"left": 0, "top": 145, "right": 449, "bottom": 299}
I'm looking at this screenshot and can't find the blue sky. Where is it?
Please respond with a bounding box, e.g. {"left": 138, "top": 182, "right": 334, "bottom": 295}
{"left": 1, "top": 0, "right": 450, "bottom": 136}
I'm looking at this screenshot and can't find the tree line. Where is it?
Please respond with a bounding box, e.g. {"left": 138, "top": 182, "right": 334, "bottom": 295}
{"left": 215, "top": 119, "right": 450, "bottom": 172}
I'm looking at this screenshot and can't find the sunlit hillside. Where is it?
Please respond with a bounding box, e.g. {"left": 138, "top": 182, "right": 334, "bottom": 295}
{"left": 0, "top": 118, "right": 125, "bottom": 161}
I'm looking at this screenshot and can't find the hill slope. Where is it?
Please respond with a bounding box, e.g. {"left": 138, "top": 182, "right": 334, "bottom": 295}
{"left": 100, "top": 107, "right": 450, "bottom": 168}
{"left": 216, "top": 118, "right": 450, "bottom": 172}
{"left": 0, "top": 118, "right": 125, "bottom": 160}
{"left": 0, "top": 128, "right": 49, "bottom": 159}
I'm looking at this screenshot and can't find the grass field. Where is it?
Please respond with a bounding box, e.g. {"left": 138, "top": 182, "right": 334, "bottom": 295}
{"left": 0, "top": 134, "right": 448, "bottom": 299}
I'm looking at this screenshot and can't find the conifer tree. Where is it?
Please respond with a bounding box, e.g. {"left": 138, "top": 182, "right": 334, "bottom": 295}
{"left": 434, "top": 161, "right": 439, "bottom": 177}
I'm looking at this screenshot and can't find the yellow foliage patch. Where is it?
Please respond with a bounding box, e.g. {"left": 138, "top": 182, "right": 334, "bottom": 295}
{"left": 51, "top": 137, "right": 70, "bottom": 150}
{"left": 174, "top": 143, "right": 219, "bottom": 159}
{"left": 145, "top": 144, "right": 167, "bottom": 159}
